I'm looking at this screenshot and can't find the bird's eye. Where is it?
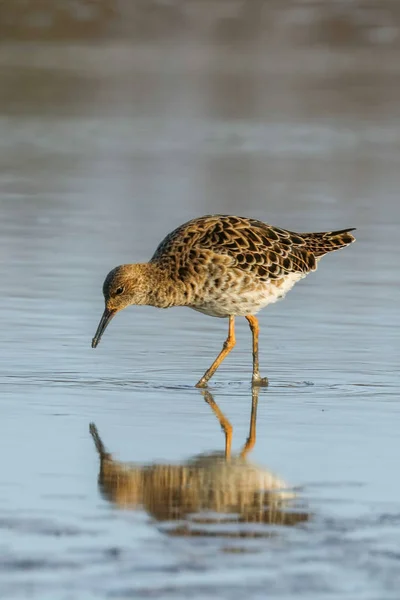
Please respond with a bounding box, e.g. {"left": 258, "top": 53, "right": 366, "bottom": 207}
{"left": 115, "top": 286, "right": 124, "bottom": 295}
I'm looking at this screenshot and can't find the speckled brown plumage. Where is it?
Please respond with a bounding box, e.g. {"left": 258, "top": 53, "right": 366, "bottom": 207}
{"left": 151, "top": 214, "right": 354, "bottom": 284}
{"left": 92, "top": 214, "right": 356, "bottom": 387}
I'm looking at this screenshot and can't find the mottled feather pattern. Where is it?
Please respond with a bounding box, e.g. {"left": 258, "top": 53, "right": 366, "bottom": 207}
{"left": 94, "top": 213, "right": 356, "bottom": 385}
{"left": 151, "top": 215, "right": 355, "bottom": 283}
{"left": 298, "top": 228, "right": 356, "bottom": 257}
{"left": 147, "top": 215, "right": 356, "bottom": 317}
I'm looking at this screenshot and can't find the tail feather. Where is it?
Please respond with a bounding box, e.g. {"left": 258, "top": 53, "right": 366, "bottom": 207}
{"left": 300, "top": 228, "right": 356, "bottom": 257}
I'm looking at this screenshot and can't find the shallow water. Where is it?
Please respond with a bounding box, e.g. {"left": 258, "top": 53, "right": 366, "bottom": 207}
{"left": 1, "top": 1, "right": 400, "bottom": 598}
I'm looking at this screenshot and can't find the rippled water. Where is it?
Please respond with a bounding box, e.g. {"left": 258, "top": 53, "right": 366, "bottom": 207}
{"left": 1, "top": 1, "right": 400, "bottom": 598}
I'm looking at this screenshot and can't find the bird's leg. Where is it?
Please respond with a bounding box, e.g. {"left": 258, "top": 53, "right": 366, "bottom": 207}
{"left": 245, "top": 315, "right": 268, "bottom": 386}
{"left": 202, "top": 390, "right": 232, "bottom": 459}
{"left": 240, "top": 386, "right": 259, "bottom": 459}
{"left": 195, "top": 315, "right": 236, "bottom": 387}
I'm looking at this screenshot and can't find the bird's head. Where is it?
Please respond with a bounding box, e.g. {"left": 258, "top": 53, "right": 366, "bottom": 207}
{"left": 91, "top": 264, "right": 152, "bottom": 348}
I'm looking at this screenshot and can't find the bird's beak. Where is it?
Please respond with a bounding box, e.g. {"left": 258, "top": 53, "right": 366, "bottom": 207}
{"left": 91, "top": 308, "right": 117, "bottom": 348}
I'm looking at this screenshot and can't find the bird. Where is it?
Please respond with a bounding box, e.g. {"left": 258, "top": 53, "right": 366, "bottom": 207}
{"left": 92, "top": 214, "right": 355, "bottom": 387}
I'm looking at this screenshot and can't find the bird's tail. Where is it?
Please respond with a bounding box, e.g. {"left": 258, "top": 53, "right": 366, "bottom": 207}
{"left": 299, "top": 228, "right": 356, "bottom": 257}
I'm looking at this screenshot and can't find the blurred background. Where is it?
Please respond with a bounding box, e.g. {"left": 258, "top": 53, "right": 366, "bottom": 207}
{"left": 0, "top": 1, "right": 399, "bottom": 599}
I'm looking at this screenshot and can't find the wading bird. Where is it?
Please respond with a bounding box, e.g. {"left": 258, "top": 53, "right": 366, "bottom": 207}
{"left": 92, "top": 215, "right": 355, "bottom": 386}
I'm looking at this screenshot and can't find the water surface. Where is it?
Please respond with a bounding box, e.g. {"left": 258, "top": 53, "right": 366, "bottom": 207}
{"left": 0, "top": 1, "right": 399, "bottom": 598}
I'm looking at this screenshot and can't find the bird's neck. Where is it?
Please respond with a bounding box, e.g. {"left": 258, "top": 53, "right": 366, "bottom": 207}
{"left": 129, "top": 262, "right": 189, "bottom": 309}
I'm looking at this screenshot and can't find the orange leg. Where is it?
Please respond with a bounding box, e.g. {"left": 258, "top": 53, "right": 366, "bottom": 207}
{"left": 196, "top": 315, "right": 236, "bottom": 387}
{"left": 240, "top": 386, "right": 259, "bottom": 459}
{"left": 245, "top": 315, "right": 268, "bottom": 386}
{"left": 202, "top": 390, "right": 232, "bottom": 459}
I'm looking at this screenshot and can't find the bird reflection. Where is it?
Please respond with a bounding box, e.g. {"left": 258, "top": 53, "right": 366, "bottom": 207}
{"left": 90, "top": 388, "right": 309, "bottom": 536}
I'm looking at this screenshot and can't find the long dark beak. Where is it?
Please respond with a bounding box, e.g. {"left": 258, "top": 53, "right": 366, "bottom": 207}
{"left": 91, "top": 308, "right": 116, "bottom": 348}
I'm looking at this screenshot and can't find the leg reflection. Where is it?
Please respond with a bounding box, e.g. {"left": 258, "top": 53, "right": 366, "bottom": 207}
{"left": 202, "top": 390, "right": 233, "bottom": 459}
{"left": 240, "top": 386, "right": 259, "bottom": 459}
{"left": 201, "top": 386, "right": 262, "bottom": 461}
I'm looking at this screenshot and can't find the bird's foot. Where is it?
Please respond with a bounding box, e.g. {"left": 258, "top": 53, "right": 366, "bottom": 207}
{"left": 195, "top": 378, "right": 208, "bottom": 388}
{"left": 252, "top": 374, "right": 269, "bottom": 387}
